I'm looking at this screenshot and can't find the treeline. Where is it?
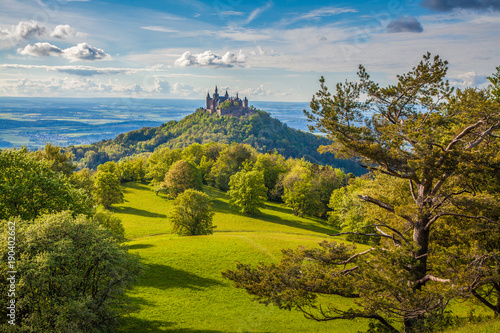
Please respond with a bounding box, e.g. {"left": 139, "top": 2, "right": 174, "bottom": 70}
{"left": 85, "top": 141, "right": 352, "bottom": 219}
{"left": 65, "top": 109, "right": 365, "bottom": 175}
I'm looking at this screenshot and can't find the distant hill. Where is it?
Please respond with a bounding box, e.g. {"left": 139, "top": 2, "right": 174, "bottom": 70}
{"left": 67, "top": 109, "right": 365, "bottom": 175}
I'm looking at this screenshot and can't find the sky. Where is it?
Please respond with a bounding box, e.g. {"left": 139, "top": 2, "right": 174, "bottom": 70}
{"left": 0, "top": 0, "right": 499, "bottom": 102}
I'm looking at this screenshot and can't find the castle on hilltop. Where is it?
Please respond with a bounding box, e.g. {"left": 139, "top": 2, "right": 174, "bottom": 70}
{"left": 205, "top": 86, "right": 253, "bottom": 117}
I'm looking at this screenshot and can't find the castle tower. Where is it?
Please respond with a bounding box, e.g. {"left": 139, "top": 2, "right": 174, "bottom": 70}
{"left": 225, "top": 90, "right": 229, "bottom": 98}
{"left": 206, "top": 91, "right": 213, "bottom": 111}
{"left": 243, "top": 97, "right": 248, "bottom": 109}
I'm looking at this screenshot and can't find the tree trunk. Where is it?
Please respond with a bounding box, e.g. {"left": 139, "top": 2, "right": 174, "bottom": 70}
{"left": 403, "top": 220, "right": 431, "bottom": 332}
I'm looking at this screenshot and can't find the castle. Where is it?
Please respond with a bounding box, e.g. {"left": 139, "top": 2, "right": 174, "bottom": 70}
{"left": 205, "top": 86, "right": 253, "bottom": 117}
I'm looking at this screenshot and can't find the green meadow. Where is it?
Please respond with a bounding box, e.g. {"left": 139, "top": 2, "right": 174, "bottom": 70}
{"left": 113, "top": 182, "right": 498, "bottom": 333}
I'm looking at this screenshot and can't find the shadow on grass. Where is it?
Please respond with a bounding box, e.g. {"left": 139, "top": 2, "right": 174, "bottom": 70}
{"left": 138, "top": 263, "right": 223, "bottom": 291}
{"left": 119, "top": 295, "right": 247, "bottom": 333}
{"left": 210, "top": 194, "right": 338, "bottom": 236}
{"left": 126, "top": 243, "right": 155, "bottom": 250}
{"left": 120, "top": 316, "right": 252, "bottom": 333}
{"left": 113, "top": 206, "right": 167, "bottom": 219}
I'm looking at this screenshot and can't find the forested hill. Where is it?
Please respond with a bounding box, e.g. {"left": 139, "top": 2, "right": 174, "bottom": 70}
{"left": 67, "top": 109, "right": 365, "bottom": 174}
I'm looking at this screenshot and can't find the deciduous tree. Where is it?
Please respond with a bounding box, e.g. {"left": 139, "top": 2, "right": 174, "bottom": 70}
{"left": 228, "top": 170, "right": 267, "bottom": 215}
{"left": 169, "top": 189, "right": 215, "bottom": 236}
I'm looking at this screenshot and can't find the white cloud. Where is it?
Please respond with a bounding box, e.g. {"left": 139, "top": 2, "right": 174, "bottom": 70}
{"left": 245, "top": 2, "right": 273, "bottom": 25}
{"left": 174, "top": 50, "right": 246, "bottom": 68}
{"left": 0, "top": 64, "right": 140, "bottom": 76}
{"left": 220, "top": 11, "right": 244, "bottom": 17}
{"left": 449, "top": 71, "right": 488, "bottom": 88}
{"left": 0, "top": 76, "right": 173, "bottom": 97}
{"left": 0, "top": 20, "right": 46, "bottom": 41}
{"left": 171, "top": 82, "right": 198, "bottom": 97}
{"left": 18, "top": 42, "right": 111, "bottom": 62}
{"left": 18, "top": 42, "right": 62, "bottom": 56}
{"left": 0, "top": 21, "right": 81, "bottom": 42}
{"left": 141, "top": 26, "right": 179, "bottom": 33}
{"left": 281, "top": 7, "right": 357, "bottom": 26}
{"left": 63, "top": 43, "right": 111, "bottom": 61}
{"left": 51, "top": 25, "right": 75, "bottom": 39}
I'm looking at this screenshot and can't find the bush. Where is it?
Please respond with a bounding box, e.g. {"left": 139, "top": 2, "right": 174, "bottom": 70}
{"left": 0, "top": 211, "right": 142, "bottom": 332}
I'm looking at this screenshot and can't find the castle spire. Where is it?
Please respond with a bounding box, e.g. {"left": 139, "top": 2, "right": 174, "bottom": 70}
{"left": 207, "top": 91, "right": 210, "bottom": 98}
{"left": 215, "top": 85, "right": 218, "bottom": 94}
{"left": 225, "top": 89, "right": 229, "bottom": 98}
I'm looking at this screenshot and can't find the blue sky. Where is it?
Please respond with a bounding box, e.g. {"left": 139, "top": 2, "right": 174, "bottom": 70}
{"left": 0, "top": 0, "right": 499, "bottom": 101}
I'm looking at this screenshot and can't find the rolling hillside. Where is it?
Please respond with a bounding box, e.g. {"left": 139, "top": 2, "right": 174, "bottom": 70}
{"left": 68, "top": 109, "right": 365, "bottom": 175}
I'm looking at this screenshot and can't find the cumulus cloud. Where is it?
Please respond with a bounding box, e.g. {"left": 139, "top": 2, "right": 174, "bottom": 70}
{"left": 421, "top": 0, "right": 500, "bottom": 12}
{"left": 387, "top": 17, "right": 424, "bottom": 33}
{"left": 0, "top": 20, "right": 46, "bottom": 41}
{"left": 18, "top": 42, "right": 63, "bottom": 56}
{"left": 0, "top": 21, "right": 81, "bottom": 42}
{"left": 449, "top": 71, "right": 488, "bottom": 88}
{"left": 51, "top": 25, "right": 75, "bottom": 39}
{"left": 63, "top": 43, "right": 111, "bottom": 61}
{"left": 18, "top": 42, "right": 111, "bottom": 61}
{"left": 174, "top": 50, "right": 246, "bottom": 68}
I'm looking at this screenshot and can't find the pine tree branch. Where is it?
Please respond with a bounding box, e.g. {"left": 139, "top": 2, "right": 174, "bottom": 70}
{"left": 425, "top": 212, "right": 497, "bottom": 230}
{"left": 415, "top": 274, "right": 450, "bottom": 287}
{"left": 465, "top": 121, "right": 500, "bottom": 150}
{"left": 367, "top": 221, "right": 411, "bottom": 246}
{"left": 358, "top": 195, "right": 414, "bottom": 225}
{"left": 471, "top": 290, "right": 498, "bottom": 314}
{"left": 293, "top": 302, "right": 400, "bottom": 332}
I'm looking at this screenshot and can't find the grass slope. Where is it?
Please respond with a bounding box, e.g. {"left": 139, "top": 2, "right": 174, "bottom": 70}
{"left": 113, "top": 182, "right": 498, "bottom": 332}
{"left": 113, "top": 182, "right": 369, "bottom": 332}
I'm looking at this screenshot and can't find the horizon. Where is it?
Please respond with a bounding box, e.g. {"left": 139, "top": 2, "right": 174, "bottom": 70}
{"left": 0, "top": 1, "right": 499, "bottom": 102}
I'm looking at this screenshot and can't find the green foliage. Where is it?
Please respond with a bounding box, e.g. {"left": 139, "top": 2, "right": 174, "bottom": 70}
{"left": 93, "top": 163, "right": 124, "bottom": 209}
{"left": 169, "top": 189, "right": 215, "bottom": 236}
{"left": 70, "top": 167, "right": 94, "bottom": 194}
{"left": 282, "top": 163, "right": 319, "bottom": 216}
{"left": 252, "top": 152, "right": 288, "bottom": 201}
{"left": 219, "top": 100, "right": 233, "bottom": 109}
{"left": 117, "top": 156, "right": 146, "bottom": 183}
{"left": 33, "top": 143, "right": 76, "bottom": 175}
{"left": 328, "top": 177, "right": 376, "bottom": 244}
{"left": 229, "top": 169, "right": 268, "bottom": 214}
{"left": 92, "top": 210, "right": 126, "bottom": 242}
{"left": 0, "top": 148, "right": 93, "bottom": 220}
{"left": 0, "top": 211, "right": 142, "bottom": 332}
{"left": 67, "top": 109, "right": 365, "bottom": 175}
{"left": 210, "top": 143, "right": 256, "bottom": 191}
{"left": 487, "top": 66, "right": 500, "bottom": 100}
{"left": 145, "top": 147, "right": 183, "bottom": 184}
{"left": 161, "top": 160, "right": 202, "bottom": 197}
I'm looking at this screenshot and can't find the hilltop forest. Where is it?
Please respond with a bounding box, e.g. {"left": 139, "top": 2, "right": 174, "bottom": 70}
{"left": 65, "top": 109, "right": 365, "bottom": 175}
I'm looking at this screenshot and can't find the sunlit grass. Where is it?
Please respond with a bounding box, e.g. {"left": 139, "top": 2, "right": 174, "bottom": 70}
{"left": 113, "top": 182, "right": 497, "bottom": 332}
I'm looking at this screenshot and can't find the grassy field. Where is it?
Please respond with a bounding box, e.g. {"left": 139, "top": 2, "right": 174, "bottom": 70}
{"left": 113, "top": 182, "right": 371, "bottom": 332}
{"left": 113, "top": 182, "right": 497, "bottom": 332}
